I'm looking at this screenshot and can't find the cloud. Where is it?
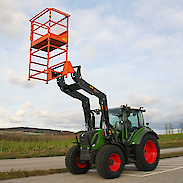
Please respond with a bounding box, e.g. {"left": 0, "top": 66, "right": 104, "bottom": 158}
{"left": 23, "top": 101, "right": 34, "bottom": 108}
{"left": 28, "top": 108, "right": 85, "bottom": 131}
{"left": 133, "top": 0, "right": 183, "bottom": 30}
{"left": 30, "top": 110, "right": 55, "bottom": 119}
{"left": 143, "top": 107, "right": 183, "bottom": 134}
{"left": 145, "top": 108, "right": 163, "bottom": 119}
{"left": 14, "top": 96, "right": 21, "bottom": 102}
{"left": 0, "top": 107, "right": 27, "bottom": 126}
{"left": 0, "top": 97, "right": 6, "bottom": 102}
{"left": 6, "top": 69, "right": 37, "bottom": 88}
{"left": 69, "top": 5, "right": 138, "bottom": 63}
{"left": 0, "top": 0, "right": 28, "bottom": 39}
{"left": 79, "top": 44, "right": 98, "bottom": 61}
{"left": 122, "top": 94, "right": 160, "bottom": 107}
{"left": 6, "top": 115, "right": 25, "bottom": 123}
{"left": 0, "top": 108, "right": 8, "bottom": 117}
{"left": 131, "top": 34, "right": 167, "bottom": 53}
{"left": 45, "top": 105, "right": 56, "bottom": 109}
{"left": 70, "top": 29, "right": 78, "bottom": 40}
{"left": 16, "top": 109, "right": 26, "bottom": 116}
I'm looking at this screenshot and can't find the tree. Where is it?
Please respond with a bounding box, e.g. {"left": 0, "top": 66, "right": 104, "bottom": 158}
{"left": 180, "top": 123, "right": 183, "bottom": 133}
{"left": 165, "top": 123, "right": 173, "bottom": 134}
{"left": 165, "top": 124, "right": 168, "bottom": 135}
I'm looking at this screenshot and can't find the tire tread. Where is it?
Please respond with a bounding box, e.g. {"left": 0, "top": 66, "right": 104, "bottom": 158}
{"left": 95, "top": 145, "right": 124, "bottom": 179}
{"left": 96, "top": 145, "right": 112, "bottom": 178}
{"left": 65, "top": 145, "right": 90, "bottom": 174}
{"left": 135, "top": 134, "right": 160, "bottom": 171}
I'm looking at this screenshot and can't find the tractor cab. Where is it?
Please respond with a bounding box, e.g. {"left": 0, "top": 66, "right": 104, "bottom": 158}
{"left": 107, "top": 106, "right": 146, "bottom": 141}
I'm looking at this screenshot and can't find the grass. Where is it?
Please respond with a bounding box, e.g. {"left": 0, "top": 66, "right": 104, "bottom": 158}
{"left": 158, "top": 133, "right": 183, "bottom": 149}
{"left": 0, "top": 168, "right": 68, "bottom": 181}
{"left": 0, "top": 131, "right": 76, "bottom": 159}
{"left": 160, "top": 151, "right": 183, "bottom": 159}
{"left": 158, "top": 133, "right": 183, "bottom": 142}
{"left": 0, "top": 139, "right": 73, "bottom": 156}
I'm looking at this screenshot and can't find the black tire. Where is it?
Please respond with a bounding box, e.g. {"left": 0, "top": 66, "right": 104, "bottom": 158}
{"left": 135, "top": 133, "right": 160, "bottom": 171}
{"left": 65, "top": 145, "right": 90, "bottom": 174}
{"left": 95, "top": 145, "right": 125, "bottom": 179}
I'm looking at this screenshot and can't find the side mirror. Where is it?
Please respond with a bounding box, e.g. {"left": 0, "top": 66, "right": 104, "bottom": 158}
{"left": 146, "top": 122, "right": 149, "bottom": 126}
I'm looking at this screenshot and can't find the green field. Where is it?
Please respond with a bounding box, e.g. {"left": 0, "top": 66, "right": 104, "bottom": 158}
{"left": 158, "top": 133, "right": 183, "bottom": 149}
{"left": 0, "top": 130, "right": 76, "bottom": 159}
{"left": 0, "top": 130, "right": 183, "bottom": 159}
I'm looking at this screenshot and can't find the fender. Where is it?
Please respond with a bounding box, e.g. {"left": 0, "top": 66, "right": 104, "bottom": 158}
{"left": 105, "top": 141, "right": 128, "bottom": 160}
{"left": 136, "top": 129, "right": 159, "bottom": 145}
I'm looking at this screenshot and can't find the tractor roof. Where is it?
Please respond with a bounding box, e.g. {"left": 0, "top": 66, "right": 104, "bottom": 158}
{"left": 120, "top": 105, "right": 146, "bottom": 112}
{"left": 108, "top": 105, "right": 146, "bottom": 114}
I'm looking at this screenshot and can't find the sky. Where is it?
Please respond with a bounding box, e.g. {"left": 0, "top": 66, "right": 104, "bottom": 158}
{"left": 0, "top": 0, "right": 183, "bottom": 134}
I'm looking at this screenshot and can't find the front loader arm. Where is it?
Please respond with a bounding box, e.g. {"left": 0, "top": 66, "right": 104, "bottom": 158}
{"left": 56, "top": 66, "right": 111, "bottom": 138}
{"left": 57, "top": 76, "right": 92, "bottom": 130}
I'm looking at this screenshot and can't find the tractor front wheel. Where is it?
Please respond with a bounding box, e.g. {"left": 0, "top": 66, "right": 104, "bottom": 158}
{"left": 95, "top": 145, "right": 125, "bottom": 179}
{"left": 135, "top": 133, "right": 160, "bottom": 171}
{"left": 65, "top": 145, "right": 90, "bottom": 174}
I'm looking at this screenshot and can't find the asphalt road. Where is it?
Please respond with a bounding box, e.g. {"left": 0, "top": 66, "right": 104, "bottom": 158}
{"left": 160, "top": 146, "right": 183, "bottom": 154}
{"left": 0, "top": 156, "right": 66, "bottom": 172}
{"left": 1, "top": 156, "right": 183, "bottom": 183}
{"left": 0, "top": 147, "right": 183, "bottom": 172}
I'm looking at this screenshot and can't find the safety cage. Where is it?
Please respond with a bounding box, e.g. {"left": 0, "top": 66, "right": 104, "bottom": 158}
{"left": 28, "top": 8, "right": 73, "bottom": 84}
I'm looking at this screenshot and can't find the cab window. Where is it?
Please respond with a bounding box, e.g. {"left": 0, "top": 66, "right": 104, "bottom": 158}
{"left": 109, "top": 113, "right": 119, "bottom": 126}
{"left": 125, "top": 110, "right": 144, "bottom": 128}
{"left": 138, "top": 111, "right": 144, "bottom": 126}
{"left": 127, "top": 112, "right": 138, "bottom": 128}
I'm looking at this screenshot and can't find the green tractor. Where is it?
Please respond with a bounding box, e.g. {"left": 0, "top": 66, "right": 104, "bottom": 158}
{"left": 28, "top": 8, "right": 159, "bottom": 179}
{"left": 56, "top": 66, "right": 160, "bottom": 179}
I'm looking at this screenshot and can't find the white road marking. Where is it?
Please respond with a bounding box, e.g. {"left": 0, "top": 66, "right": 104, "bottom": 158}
{"left": 140, "top": 166, "right": 183, "bottom": 177}
{"left": 123, "top": 173, "right": 142, "bottom": 177}
{"left": 123, "top": 166, "right": 183, "bottom": 178}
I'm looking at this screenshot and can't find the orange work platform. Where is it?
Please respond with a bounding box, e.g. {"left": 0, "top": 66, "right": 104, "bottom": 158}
{"left": 32, "top": 31, "right": 67, "bottom": 52}
{"left": 28, "top": 8, "right": 74, "bottom": 83}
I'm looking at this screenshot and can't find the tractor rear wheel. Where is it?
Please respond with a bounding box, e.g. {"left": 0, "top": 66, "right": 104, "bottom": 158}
{"left": 65, "top": 145, "right": 90, "bottom": 174}
{"left": 135, "top": 133, "right": 160, "bottom": 171}
{"left": 95, "top": 145, "right": 125, "bottom": 179}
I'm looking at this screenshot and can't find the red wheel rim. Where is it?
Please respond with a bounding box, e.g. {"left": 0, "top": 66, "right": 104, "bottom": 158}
{"left": 143, "top": 140, "right": 157, "bottom": 164}
{"left": 75, "top": 153, "right": 88, "bottom": 168}
{"left": 108, "top": 153, "right": 121, "bottom": 172}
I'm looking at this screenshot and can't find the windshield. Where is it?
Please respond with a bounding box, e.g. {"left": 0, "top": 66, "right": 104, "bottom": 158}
{"left": 124, "top": 110, "right": 144, "bottom": 128}
{"left": 108, "top": 108, "right": 121, "bottom": 126}
{"left": 101, "top": 108, "right": 121, "bottom": 129}
{"left": 109, "top": 113, "right": 119, "bottom": 126}
{"left": 102, "top": 107, "right": 144, "bottom": 129}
